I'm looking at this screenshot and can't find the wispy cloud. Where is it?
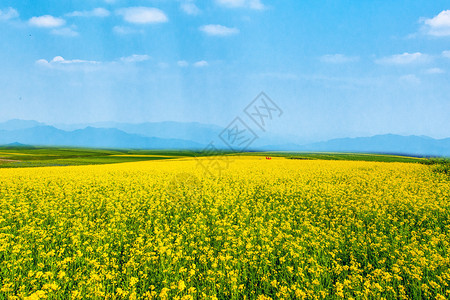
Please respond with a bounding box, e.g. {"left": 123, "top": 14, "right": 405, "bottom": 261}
{"left": 193, "top": 60, "right": 208, "bottom": 67}
{"left": 421, "top": 10, "right": 450, "bottom": 37}
{"left": 0, "top": 7, "right": 19, "bottom": 21}
{"left": 37, "top": 56, "right": 100, "bottom": 66}
{"left": 320, "top": 54, "right": 360, "bottom": 64}
{"left": 199, "top": 24, "right": 239, "bottom": 36}
{"left": 29, "top": 15, "right": 65, "bottom": 28}
{"left": 425, "top": 67, "right": 445, "bottom": 74}
{"left": 215, "top": 0, "right": 266, "bottom": 10}
{"left": 36, "top": 54, "right": 152, "bottom": 70}
{"left": 50, "top": 27, "right": 79, "bottom": 37}
{"left": 177, "top": 60, "right": 189, "bottom": 67}
{"left": 113, "top": 26, "right": 142, "bottom": 35}
{"left": 66, "top": 8, "right": 110, "bottom": 18}
{"left": 120, "top": 54, "right": 151, "bottom": 63}
{"left": 116, "top": 7, "right": 168, "bottom": 24}
{"left": 176, "top": 60, "right": 209, "bottom": 67}
{"left": 443, "top": 50, "right": 450, "bottom": 58}
{"left": 180, "top": 1, "right": 201, "bottom": 15}
{"left": 399, "top": 74, "right": 421, "bottom": 84}
{"left": 376, "top": 52, "right": 430, "bottom": 65}
{"left": 36, "top": 56, "right": 102, "bottom": 72}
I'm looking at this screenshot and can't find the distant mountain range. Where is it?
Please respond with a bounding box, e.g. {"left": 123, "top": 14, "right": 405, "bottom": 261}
{"left": 0, "top": 119, "right": 46, "bottom": 131}
{"left": 260, "top": 134, "right": 450, "bottom": 157}
{"left": 0, "top": 124, "right": 202, "bottom": 150}
{"left": 0, "top": 119, "right": 293, "bottom": 150}
{"left": 53, "top": 121, "right": 224, "bottom": 146}
{"left": 0, "top": 119, "right": 449, "bottom": 157}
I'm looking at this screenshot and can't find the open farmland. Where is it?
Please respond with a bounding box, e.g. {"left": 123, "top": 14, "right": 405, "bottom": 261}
{"left": 0, "top": 156, "right": 449, "bottom": 299}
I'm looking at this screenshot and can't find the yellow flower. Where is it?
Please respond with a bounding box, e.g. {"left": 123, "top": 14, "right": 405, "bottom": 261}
{"left": 130, "top": 277, "right": 139, "bottom": 286}
{"left": 159, "top": 288, "right": 170, "bottom": 300}
{"left": 178, "top": 280, "right": 186, "bottom": 291}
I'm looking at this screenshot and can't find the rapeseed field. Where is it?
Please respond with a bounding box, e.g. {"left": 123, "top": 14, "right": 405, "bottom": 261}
{"left": 0, "top": 156, "right": 449, "bottom": 299}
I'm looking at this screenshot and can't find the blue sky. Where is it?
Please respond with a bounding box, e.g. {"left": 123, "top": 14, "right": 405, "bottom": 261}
{"left": 1, "top": 0, "right": 450, "bottom": 142}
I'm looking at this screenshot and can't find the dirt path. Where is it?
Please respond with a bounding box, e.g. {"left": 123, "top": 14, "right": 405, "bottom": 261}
{"left": 0, "top": 158, "right": 21, "bottom": 163}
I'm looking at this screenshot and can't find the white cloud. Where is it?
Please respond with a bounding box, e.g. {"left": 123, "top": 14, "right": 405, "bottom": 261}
{"left": 422, "top": 10, "right": 450, "bottom": 37}
{"left": 36, "top": 56, "right": 100, "bottom": 67}
{"left": 425, "top": 67, "right": 445, "bottom": 74}
{"left": 443, "top": 50, "right": 450, "bottom": 58}
{"left": 51, "top": 27, "right": 79, "bottom": 37}
{"left": 37, "top": 54, "right": 153, "bottom": 69}
{"left": 199, "top": 24, "right": 239, "bottom": 36}
{"left": 37, "top": 54, "right": 183, "bottom": 71}
{"left": 29, "top": 15, "right": 65, "bottom": 28}
{"left": 216, "top": 0, "right": 266, "bottom": 10}
{"left": 177, "top": 60, "right": 189, "bottom": 67}
{"left": 51, "top": 56, "right": 65, "bottom": 63}
{"left": 176, "top": 60, "right": 208, "bottom": 67}
{"left": 116, "top": 7, "right": 168, "bottom": 24}
{"left": 36, "top": 56, "right": 102, "bottom": 72}
{"left": 120, "top": 54, "right": 150, "bottom": 63}
{"left": 66, "top": 8, "right": 110, "bottom": 18}
{"left": 0, "top": 7, "right": 19, "bottom": 21}
{"left": 320, "top": 54, "right": 360, "bottom": 64}
{"left": 425, "top": 10, "right": 450, "bottom": 27}
{"left": 376, "top": 52, "right": 429, "bottom": 65}
{"left": 193, "top": 60, "right": 208, "bottom": 67}
{"left": 52, "top": 56, "right": 100, "bottom": 64}
{"left": 181, "top": 2, "right": 201, "bottom": 15}
{"left": 36, "top": 59, "right": 50, "bottom": 66}
{"left": 248, "top": 0, "right": 265, "bottom": 10}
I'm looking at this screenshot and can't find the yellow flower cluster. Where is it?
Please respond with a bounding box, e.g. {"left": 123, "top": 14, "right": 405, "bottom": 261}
{"left": 0, "top": 156, "right": 449, "bottom": 299}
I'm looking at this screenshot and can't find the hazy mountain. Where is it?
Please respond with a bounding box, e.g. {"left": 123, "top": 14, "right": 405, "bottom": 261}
{"left": 1, "top": 119, "right": 295, "bottom": 150}
{"left": 300, "top": 134, "right": 450, "bottom": 156}
{"left": 0, "top": 142, "right": 34, "bottom": 149}
{"left": 0, "top": 126, "right": 202, "bottom": 149}
{"left": 53, "top": 121, "right": 297, "bottom": 148}
{"left": 2, "top": 120, "right": 450, "bottom": 157}
{"left": 54, "top": 121, "right": 224, "bottom": 145}
{"left": 259, "top": 134, "right": 450, "bottom": 157}
{"left": 0, "top": 119, "right": 46, "bottom": 131}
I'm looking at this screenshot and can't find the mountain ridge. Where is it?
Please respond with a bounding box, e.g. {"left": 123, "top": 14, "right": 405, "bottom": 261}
{"left": 1, "top": 120, "right": 449, "bottom": 156}
{"left": 0, "top": 125, "right": 202, "bottom": 150}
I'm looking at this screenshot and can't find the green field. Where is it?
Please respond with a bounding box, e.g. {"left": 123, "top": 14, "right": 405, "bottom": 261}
{"left": 0, "top": 146, "right": 443, "bottom": 169}
{"left": 251, "top": 152, "right": 424, "bottom": 163}
{"left": 0, "top": 147, "right": 194, "bottom": 168}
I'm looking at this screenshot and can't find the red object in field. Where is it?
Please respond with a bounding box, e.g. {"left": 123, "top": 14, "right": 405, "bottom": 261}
{"left": 266, "top": 157, "right": 272, "bottom": 160}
